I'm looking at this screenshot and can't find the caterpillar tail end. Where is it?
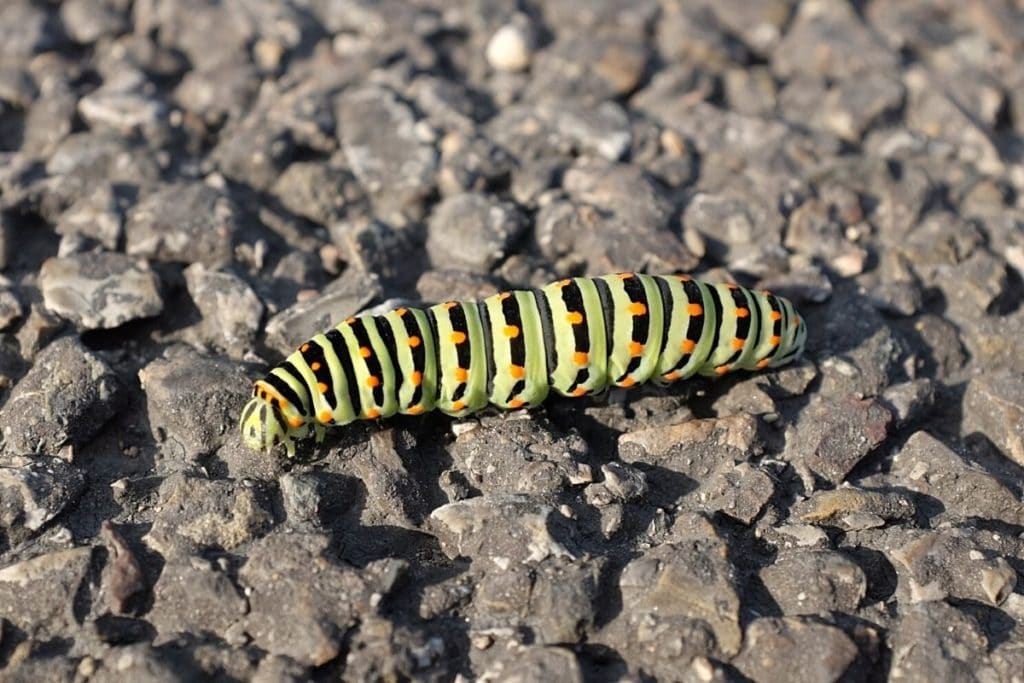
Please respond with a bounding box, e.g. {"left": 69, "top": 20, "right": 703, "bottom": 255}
{"left": 239, "top": 397, "right": 298, "bottom": 458}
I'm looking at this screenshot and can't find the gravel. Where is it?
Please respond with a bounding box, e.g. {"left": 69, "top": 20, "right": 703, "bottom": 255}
{"left": 1, "top": 0, "right": 1023, "bottom": 679}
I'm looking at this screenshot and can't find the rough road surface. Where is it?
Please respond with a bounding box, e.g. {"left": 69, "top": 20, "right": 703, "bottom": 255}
{"left": 1, "top": 1, "right": 1023, "bottom": 681}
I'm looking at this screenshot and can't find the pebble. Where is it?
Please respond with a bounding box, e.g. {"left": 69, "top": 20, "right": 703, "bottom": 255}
{"left": 486, "top": 24, "right": 531, "bottom": 73}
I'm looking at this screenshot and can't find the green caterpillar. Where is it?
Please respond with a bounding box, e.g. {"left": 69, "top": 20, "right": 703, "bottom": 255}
{"left": 241, "top": 273, "right": 807, "bottom": 456}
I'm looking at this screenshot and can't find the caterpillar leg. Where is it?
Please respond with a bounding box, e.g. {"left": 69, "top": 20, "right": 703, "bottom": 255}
{"left": 239, "top": 397, "right": 301, "bottom": 458}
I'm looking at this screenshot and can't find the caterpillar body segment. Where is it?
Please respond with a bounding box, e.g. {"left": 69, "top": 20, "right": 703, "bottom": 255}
{"left": 240, "top": 274, "right": 808, "bottom": 457}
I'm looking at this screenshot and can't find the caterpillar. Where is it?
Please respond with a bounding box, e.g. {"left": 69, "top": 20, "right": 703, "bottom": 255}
{"left": 241, "top": 273, "right": 807, "bottom": 457}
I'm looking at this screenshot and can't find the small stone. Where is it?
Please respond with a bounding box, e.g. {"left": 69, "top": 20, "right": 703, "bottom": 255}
{"left": 963, "top": 372, "right": 1024, "bottom": 467}
{"left": 695, "top": 461, "right": 776, "bottom": 525}
{"left": 479, "top": 645, "right": 583, "bottom": 683}
{"left": 733, "top": 617, "right": 858, "bottom": 683}
{"left": 100, "top": 520, "right": 145, "bottom": 616}
{"left": 426, "top": 193, "right": 526, "bottom": 274}
{"left": 786, "top": 397, "right": 892, "bottom": 485}
{"left": 795, "top": 487, "right": 916, "bottom": 528}
{"left": 144, "top": 474, "right": 275, "bottom": 557}
{"left": 0, "top": 337, "right": 123, "bottom": 454}
{"left": 0, "top": 456, "right": 85, "bottom": 545}
{"left": 881, "top": 379, "right": 935, "bottom": 428}
{"left": 138, "top": 347, "right": 253, "bottom": 463}
{"left": 486, "top": 24, "right": 532, "bottom": 73}
{"left": 867, "top": 281, "right": 923, "bottom": 317}
{"left": 0, "top": 288, "right": 23, "bottom": 331}
{"left": 40, "top": 252, "right": 163, "bottom": 331}
{"left": 60, "top": 0, "right": 128, "bottom": 44}
{"left": 149, "top": 557, "right": 248, "bottom": 640}
{"left": 271, "top": 162, "right": 359, "bottom": 227}
{"left": 54, "top": 183, "right": 122, "bottom": 250}
{"left": 0, "top": 547, "right": 93, "bottom": 642}
{"left": 759, "top": 550, "right": 867, "bottom": 615}
{"left": 125, "top": 183, "right": 240, "bottom": 268}
{"left": 890, "top": 602, "right": 988, "bottom": 681}
{"left": 183, "top": 264, "right": 264, "bottom": 358}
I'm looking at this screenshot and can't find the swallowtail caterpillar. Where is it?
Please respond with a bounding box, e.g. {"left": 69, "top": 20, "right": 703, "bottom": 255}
{"left": 241, "top": 273, "right": 807, "bottom": 456}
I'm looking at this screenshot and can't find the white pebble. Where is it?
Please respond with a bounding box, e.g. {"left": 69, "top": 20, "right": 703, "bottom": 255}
{"left": 486, "top": 24, "right": 531, "bottom": 72}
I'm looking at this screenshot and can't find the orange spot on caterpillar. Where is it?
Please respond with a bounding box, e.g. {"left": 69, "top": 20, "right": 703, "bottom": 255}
{"left": 628, "top": 341, "right": 644, "bottom": 356}
{"left": 726, "top": 283, "right": 738, "bottom": 290}
{"left": 573, "top": 351, "right": 589, "bottom": 366}
{"left": 365, "top": 408, "right": 380, "bottom": 419}
{"left": 628, "top": 302, "right": 647, "bottom": 316}
{"left": 556, "top": 279, "right": 572, "bottom": 287}
{"left": 571, "top": 386, "right": 588, "bottom": 397}
{"left": 676, "top": 274, "right": 692, "bottom": 281}
{"left": 794, "top": 316, "right": 802, "bottom": 327}
{"left": 310, "top": 361, "right": 321, "bottom": 371}
{"left": 453, "top": 367, "right": 468, "bottom": 382}
{"left": 731, "top": 338, "right": 745, "bottom": 350}
{"left": 756, "top": 358, "right": 771, "bottom": 369}
{"left": 618, "top": 272, "right": 634, "bottom": 280}
{"left": 289, "top": 416, "right": 304, "bottom": 428}
{"left": 770, "top": 335, "right": 781, "bottom": 346}
{"left": 395, "top": 307, "right": 407, "bottom": 317}
{"left": 452, "top": 400, "right": 466, "bottom": 411}
{"left": 715, "top": 365, "right": 730, "bottom": 375}
{"left": 359, "top": 346, "right": 372, "bottom": 359}
{"left": 410, "top": 370, "right": 422, "bottom": 386}
{"left": 450, "top": 331, "right": 467, "bottom": 344}
{"left": 442, "top": 301, "right": 458, "bottom": 310}
{"left": 407, "top": 405, "right": 424, "bottom": 415}
{"left": 618, "top": 377, "right": 636, "bottom": 388}
{"left": 408, "top": 335, "right": 421, "bottom": 348}
{"left": 688, "top": 303, "right": 703, "bottom": 316}
{"left": 663, "top": 370, "right": 681, "bottom": 381}
{"left": 345, "top": 317, "right": 356, "bottom": 324}
{"left": 366, "top": 375, "right": 380, "bottom": 388}
{"left": 504, "top": 325, "right": 520, "bottom": 338}
{"left": 317, "top": 382, "right": 329, "bottom": 394}
{"left": 566, "top": 311, "right": 584, "bottom": 325}
{"left": 300, "top": 343, "right": 310, "bottom": 352}
{"left": 508, "top": 398, "right": 525, "bottom": 409}
{"left": 319, "top": 410, "right": 332, "bottom": 423}
{"left": 736, "top": 307, "right": 749, "bottom": 318}
{"left": 498, "top": 292, "right": 511, "bottom": 301}
{"left": 681, "top": 339, "right": 696, "bottom": 353}
{"left": 509, "top": 365, "right": 525, "bottom": 379}
{"left": 770, "top": 311, "right": 782, "bottom": 322}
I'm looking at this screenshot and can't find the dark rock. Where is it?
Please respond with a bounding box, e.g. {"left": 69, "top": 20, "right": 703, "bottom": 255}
{"left": 336, "top": 85, "right": 437, "bottom": 221}
{"left": 0, "top": 336, "right": 123, "bottom": 454}
{"left": 963, "top": 372, "right": 1024, "bottom": 467}
{"left": 239, "top": 532, "right": 384, "bottom": 666}
{"left": 436, "top": 132, "right": 516, "bottom": 196}
{"left": 125, "top": 183, "right": 240, "bottom": 268}
{"left": 342, "top": 615, "right": 450, "bottom": 681}
{"left": 183, "top": 264, "right": 264, "bottom": 359}
{"left": 0, "top": 547, "right": 93, "bottom": 641}
{"left": 426, "top": 193, "right": 526, "bottom": 274}
{"left": 40, "top": 252, "right": 163, "bottom": 331}
{"left": 210, "top": 104, "right": 295, "bottom": 191}
{"left": 0, "top": 456, "right": 84, "bottom": 545}
{"left": 584, "top": 461, "right": 648, "bottom": 507}
{"left": 100, "top": 520, "right": 146, "bottom": 616}
{"left": 53, "top": 183, "right": 123, "bottom": 250}
{"left": 693, "top": 461, "right": 776, "bottom": 525}
{"left": 786, "top": 396, "right": 892, "bottom": 485}
{"left": 867, "top": 281, "right": 923, "bottom": 317}
{"left": 14, "top": 304, "right": 64, "bottom": 361}
{"left": 263, "top": 267, "right": 381, "bottom": 356}
{"left": 478, "top": 645, "right": 583, "bottom": 683}
{"left": 272, "top": 161, "right": 360, "bottom": 227}
{"left": 447, "top": 416, "right": 589, "bottom": 496}
{"left": 174, "top": 61, "right": 260, "bottom": 126}
{"left": 795, "top": 487, "right": 916, "bottom": 530}
{"left": 472, "top": 556, "right": 601, "bottom": 645}
{"left": 759, "top": 550, "right": 867, "bottom": 615}
{"left": 60, "top": 0, "right": 130, "bottom": 45}
{"left": 138, "top": 347, "right": 252, "bottom": 463}
{"left": 891, "top": 529, "right": 1017, "bottom": 606}
{"left": 821, "top": 71, "right": 905, "bottom": 142}
{"left": 415, "top": 269, "right": 502, "bottom": 303}
{"left": 889, "top": 431, "right": 1023, "bottom": 526}
{"left": 431, "top": 495, "right": 578, "bottom": 564}
{"left": 889, "top": 602, "right": 989, "bottom": 681}
{"left": 525, "top": 33, "right": 649, "bottom": 104}
{"left": 150, "top": 556, "right": 248, "bottom": 640}
{"left": 144, "top": 474, "right": 275, "bottom": 557}
{"left": 881, "top": 379, "right": 936, "bottom": 428}
{"left": 0, "top": 2, "right": 60, "bottom": 59}
{"left": 733, "top": 617, "right": 858, "bottom": 683}
{"left": 0, "top": 286, "right": 24, "bottom": 331}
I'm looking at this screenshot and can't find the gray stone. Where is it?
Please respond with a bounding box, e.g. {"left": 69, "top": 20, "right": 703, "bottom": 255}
{"left": 211, "top": 108, "right": 295, "bottom": 191}
{"left": 0, "top": 456, "right": 84, "bottom": 546}
{"left": 889, "top": 431, "right": 1023, "bottom": 526}
{"left": 272, "top": 162, "right": 360, "bottom": 227}
{"left": 786, "top": 396, "right": 892, "bottom": 485}
{"left": 821, "top": 71, "right": 905, "bottom": 142}
{"left": 426, "top": 192, "right": 525, "bottom": 274}
{"left": 867, "top": 281, "right": 923, "bottom": 317}
{"left": 892, "top": 529, "right": 1017, "bottom": 606}
{"left": 125, "top": 183, "right": 240, "bottom": 268}
{"left": 138, "top": 347, "right": 252, "bottom": 462}
{"left": 263, "top": 267, "right": 381, "bottom": 356}
{"left": 336, "top": 85, "right": 437, "bottom": 220}
{"left": 54, "top": 182, "right": 123, "bottom": 250}
{"left": 78, "top": 86, "right": 167, "bottom": 136}
{"left": 733, "top": 617, "right": 858, "bottom": 683}
{"left": 0, "top": 2, "right": 60, "bottom": 59}
{"left": 525, "top": 33, "right": 649, "bottom": 104}
{"left": 881, "top": 379, "right": 936, "bottom": 428}
{"left": 100, "top": 520, "right": 146, "bottom": 616}
{"left": 0, "top": 287, "right": 23, "bottom": 331}
{"left": 759, "top": 550, "right": 867, "bottom": 615}
{"left": 478, "top": 645, "right": 583, "bottom": 683}
{"left": 430, "top": 495, "right": 577, "bottom": 565}
{"left": 60, "top": 0, "right": 129, "bottom": 44}
{"left": 795, "top": 487, "right": 916, "bottom": 529}
{"left": 0, "top": 336, "right": 123, "bottom": 454}
{"left": 144, "top": 473, "right": 274, "bottom": 557}
{"left": 889, "top": 602, "right": 989, "bottom": 681}
{"left": 150, "top": 557, "right": 248, "bottom": 640}
{"left": 963, "top": 372, "right": 1024, "bottom": 467}
{"left": 183, "top": 264, "right": 264, "bottom": 359}
{"left": 40, "top": 252, "right": 163, "bottom": 331}
{"left": 0, "top": 547, "right": 93, "bottom": 641}
{"left": 693, "top": 461, "right": 776, "bottom": 525}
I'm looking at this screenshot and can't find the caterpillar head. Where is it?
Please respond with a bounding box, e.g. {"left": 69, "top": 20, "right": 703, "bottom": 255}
{"left": 240, "top": 396, "right": 298, "bottom": 457}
